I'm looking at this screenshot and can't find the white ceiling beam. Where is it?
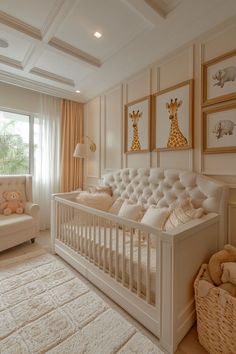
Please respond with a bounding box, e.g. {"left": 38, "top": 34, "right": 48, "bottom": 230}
{"left": 22, "top": 0, "right": 78, "bottom": 74}
{"left": 0, "top": 10, "right": 42, "bottom": 40}
{"left": 122, "top": 0, "right": 166, "bottom": 26}
{"left": 41, "top": 0, "right": 78, "bottom": 43}
{"left": 22, "top": 44, "right": 45, "bottom": 73}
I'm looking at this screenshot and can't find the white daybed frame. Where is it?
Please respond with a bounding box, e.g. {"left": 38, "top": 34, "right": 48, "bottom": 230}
{"left": 51, "top": 168, "right": 228, "bottom": 354}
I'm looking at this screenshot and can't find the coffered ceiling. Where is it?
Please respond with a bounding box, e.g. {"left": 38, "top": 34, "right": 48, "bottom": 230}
{"left": 0, "top": 0, "right": 235, "bottom": 102}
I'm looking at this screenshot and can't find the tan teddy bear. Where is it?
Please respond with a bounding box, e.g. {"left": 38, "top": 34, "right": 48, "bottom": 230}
{"left": 0, "top": 191, "right": 24, "bottom": 216}
{"left": 208, "top": 244, "right": 236, "bottom": 297}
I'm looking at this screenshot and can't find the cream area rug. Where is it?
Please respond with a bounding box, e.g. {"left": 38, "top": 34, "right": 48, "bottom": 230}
{"left": 0, "top": 250, "right": 164, "bottom": 354}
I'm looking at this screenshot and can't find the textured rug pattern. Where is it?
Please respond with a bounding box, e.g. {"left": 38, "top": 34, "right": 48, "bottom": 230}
{"left": 0, "top": 252, "right": 163, "bottom": 354}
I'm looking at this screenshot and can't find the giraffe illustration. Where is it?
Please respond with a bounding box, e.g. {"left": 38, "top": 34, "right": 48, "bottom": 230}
{"left": 166, "top": 98, "right": 188, "bottom": 148}
{"left": 129, "top": 110, "right": 142, "bottom": 151}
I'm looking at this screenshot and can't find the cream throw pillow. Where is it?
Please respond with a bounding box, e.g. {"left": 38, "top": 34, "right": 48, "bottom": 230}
{"left": 76, "top": 192, "right": 113, "bottom": 211}
{"left": 140, "top": 206, "right": 170, "bottom": 248}
{"left": 95, "top": 186, "right": 112, "bottom": 196}
{"left": 164, "top": 199, "right": 204, "bottom": 231}
{"left": 108, "top": 197, "right": 124, "bottom": 215}
{"left": 118, "top": 200, "right": 143, "bottom": 221}
{"left": 141, "top": 206, "right": 170, "bottom": 230}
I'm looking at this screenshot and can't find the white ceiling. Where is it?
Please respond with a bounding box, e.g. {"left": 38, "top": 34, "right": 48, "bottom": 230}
{"left": 0, "top": 0, "right": 235, "bottom": 103}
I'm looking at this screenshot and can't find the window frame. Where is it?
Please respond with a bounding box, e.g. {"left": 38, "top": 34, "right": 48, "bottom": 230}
{"left": 0, "top": 106, "right": 35, "bottom": 175}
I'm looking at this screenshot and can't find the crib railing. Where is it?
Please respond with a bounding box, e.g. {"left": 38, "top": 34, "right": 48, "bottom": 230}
{"left": 52, "top": 195, "right": 161, "bottom": 306}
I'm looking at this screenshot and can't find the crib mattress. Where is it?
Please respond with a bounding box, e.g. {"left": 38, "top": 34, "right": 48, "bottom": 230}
{"left": 60, "top": 221, "right": 157, "bottom": 302}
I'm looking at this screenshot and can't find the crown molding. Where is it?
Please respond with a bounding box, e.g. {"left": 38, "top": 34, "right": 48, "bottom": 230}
{"left": 0, "top": 69, "right": 85, "bottom": 102}
{"left": 30, "top": 67, "right": 75, "bottom": 87}
{"left": 0, "top": 10, "right": 42, "bottom": 40}
{"left": 0, "top": 55, "right": 23, "bottom": 70}
{"left": 48, "top": 37, "right": 101, "bottom": 68}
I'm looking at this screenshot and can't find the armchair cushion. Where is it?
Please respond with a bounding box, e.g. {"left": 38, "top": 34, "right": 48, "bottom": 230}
{"left": 0, "top": 214, "right": 35, "bottom": 234}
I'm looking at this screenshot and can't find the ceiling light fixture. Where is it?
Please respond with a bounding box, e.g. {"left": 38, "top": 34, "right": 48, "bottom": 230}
{"left": 94, "top": 31, "right": 102, "bottom": 39}
{"left": 75, "top": 90, "right": 81, "bottom": 93}
{"left": 0, "top": 38, "right": 9, "bottom": 48}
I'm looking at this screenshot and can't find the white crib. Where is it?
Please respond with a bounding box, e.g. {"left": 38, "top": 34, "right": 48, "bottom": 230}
{"left": 51, "top": 168, "right": 228, "bottom": 353}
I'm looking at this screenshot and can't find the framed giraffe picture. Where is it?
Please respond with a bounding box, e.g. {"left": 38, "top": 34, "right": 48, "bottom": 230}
{"left": 124, "top": 95, "right": 151, "bottom": 153}
{"left": 153, "top": 80, "right": 193, "bottom": 151}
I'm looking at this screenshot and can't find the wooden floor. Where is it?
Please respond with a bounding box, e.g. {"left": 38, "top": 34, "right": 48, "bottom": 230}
{"left": 0, "top": 230, "right": 208, "bottom": 354}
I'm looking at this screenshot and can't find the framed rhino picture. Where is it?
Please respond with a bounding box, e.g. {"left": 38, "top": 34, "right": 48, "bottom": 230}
{"left": 202, "top": 49, "right": 236, "bottom": 106}
{"left": 203, "top": 103, "right": 236, "bottom": 153}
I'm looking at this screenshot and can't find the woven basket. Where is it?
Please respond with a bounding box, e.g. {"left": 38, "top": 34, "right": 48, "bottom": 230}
{"left": 194, "top": 264, "right": 236, "bottom": 354}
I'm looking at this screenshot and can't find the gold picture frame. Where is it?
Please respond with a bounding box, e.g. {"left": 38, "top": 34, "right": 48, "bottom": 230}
{"left": 202, "top": 102, "right": 236, "bottom": 154}
{"left": 124, "top": 95, "right": 151, "bottom": 154}
{"left": 202, "top": 49, "right": 236, "bottom": 106}
{"left": 152, "top": 79, "right": 193, "bottom": 152}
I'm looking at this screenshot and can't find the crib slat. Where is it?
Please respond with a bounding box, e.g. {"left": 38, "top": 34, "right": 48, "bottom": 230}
{"left": 61, "top": 204, "right": 65, "bottom": 242}
{"left": 98, "top": 218, "right": 101, "bottom": 267}
{"left": 137, "top": 229, "right": 141, "bottom": 297}
{"left": 109, "top": 220, "right": 112, "bottom": 276}
{"left": 93, "top": 216, "right": 96, "bottom": 264}
{"left": 85, "top": 213, "right": 88, "bottom": 258}
{"left": 103, "top": 220, "right": 107, "bottom": 272}
{"left": 65, "top": 205, "right": 68, "bottom": 245}
{"left": 89, "top": 216, "right": 92, "bottom": 261}
{"left": 115, "top": 224, "right": 119, "bottom": 280}
{"left": 146, "top": 233, "right": 151, "bottom": 304}
{"left": 122, "top": 227, "right": 126, "bottom": 286}
{"left": 74, "top": 208, "right": 77, "bottom": 251}
{"left": 57, "top": 202, "right": 62, "bottom": 241}
{"left": 129, "top": 228, "right": 133, "bottom": 291}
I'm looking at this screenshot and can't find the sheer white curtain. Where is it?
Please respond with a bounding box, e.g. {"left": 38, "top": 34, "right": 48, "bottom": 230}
{"left": 33, "top": 94, "right": 61, "bottom": 230}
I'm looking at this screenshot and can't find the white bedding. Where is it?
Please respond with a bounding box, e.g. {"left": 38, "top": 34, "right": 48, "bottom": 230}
{"left": 61, "top": 221, "right": 157, "bottom": 302}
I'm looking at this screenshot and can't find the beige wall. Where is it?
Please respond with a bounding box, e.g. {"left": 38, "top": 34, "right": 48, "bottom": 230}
{"left": 85, "top": 17, "right": 236, "bottom": 245}
{"left": 0, "top": 82, "right": 41, "bottom": 114}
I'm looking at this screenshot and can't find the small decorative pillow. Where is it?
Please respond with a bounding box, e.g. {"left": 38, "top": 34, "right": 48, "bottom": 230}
{"left": 221, "top": 262, "right": 236, "bottom": 285}
{"left": 141, "top": 206, "right": 170, "bottom": 230}
{"left": 140, "top": 206, "right": 170, "bottom": 248}
{"left": 164, "top": 199, "right": 204, "bottom": 231}
{"left": 76, "top": 192, "right": 113, "bottom": 211}
{"left": 118, "top": 199, "right": 143, "bottom": 221}
{"left": 108, "top": 197, "right": 124, "bottom": 215}
{"left": 95, "top": 186, "right": 113, "bottom": 196}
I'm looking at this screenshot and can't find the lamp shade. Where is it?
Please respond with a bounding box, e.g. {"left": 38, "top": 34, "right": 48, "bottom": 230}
{"left": 73, "top": 143, "right": 86, "bottom": 158}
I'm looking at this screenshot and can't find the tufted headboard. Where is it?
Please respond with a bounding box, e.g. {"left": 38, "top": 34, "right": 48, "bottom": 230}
{"left": 103, "top": 168, "right": 229, "bottom": 246}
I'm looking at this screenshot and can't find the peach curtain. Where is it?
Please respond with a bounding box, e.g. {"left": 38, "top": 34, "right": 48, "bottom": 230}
{"left": 60, "top": 99, "right": 84, "bottom": 192}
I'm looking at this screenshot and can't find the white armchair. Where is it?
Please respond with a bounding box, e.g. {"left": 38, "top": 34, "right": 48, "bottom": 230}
{"left": 0, "top": 175, "right": 39, "bottom": 252}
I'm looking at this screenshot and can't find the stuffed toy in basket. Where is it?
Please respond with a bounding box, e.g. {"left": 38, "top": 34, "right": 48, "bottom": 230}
{"left": 194, "top": 245, "right": 236, "bottom": 354}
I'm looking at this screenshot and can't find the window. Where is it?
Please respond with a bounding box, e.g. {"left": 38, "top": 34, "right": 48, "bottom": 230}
{"left": 0, "top": 110, "right": 35, "bottom": 175}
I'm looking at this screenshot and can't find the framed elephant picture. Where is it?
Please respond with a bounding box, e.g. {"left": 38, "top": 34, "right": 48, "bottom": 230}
{"left": 202, "top": 49, "right": 236, "bottom": 106}
{"left": 153, "top": 80, "right": 193, "bottom": 152}
{"left": 124, "top": 96, "right": 151, "bottom": 153}
{"left": 203, "top": 103, "right": 236, "bottom": 153}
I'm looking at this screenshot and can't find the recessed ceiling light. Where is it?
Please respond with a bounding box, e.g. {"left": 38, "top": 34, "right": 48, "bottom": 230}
{"left": 75, "top": 90, "right": 80, "bottom": 93}
{"left": 0, "top": 38, "right": 9, "bottom": 48}
{"left": 94, "top": 31, "right": 102, "bottom": 39}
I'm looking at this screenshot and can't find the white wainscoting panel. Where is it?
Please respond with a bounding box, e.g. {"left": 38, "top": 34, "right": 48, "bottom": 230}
{"left": 86, "top": 96, "right": 101, "bottom": 179}
{"left": 159, "top": 46, "right": 194, "bottom": 90}
{"left": 160, "top": 150, "right": 193, "bottom": 170}
{"left": 101, "top": 84, "right": 123, "bottom": 174}
{"left": 124, "top": 68, "right": 151, "bottom": 168}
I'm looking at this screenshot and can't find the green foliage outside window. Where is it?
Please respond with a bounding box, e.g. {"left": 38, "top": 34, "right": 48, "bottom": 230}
{"left": 0, "top": 119, "right": 29, "bottom": 175}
